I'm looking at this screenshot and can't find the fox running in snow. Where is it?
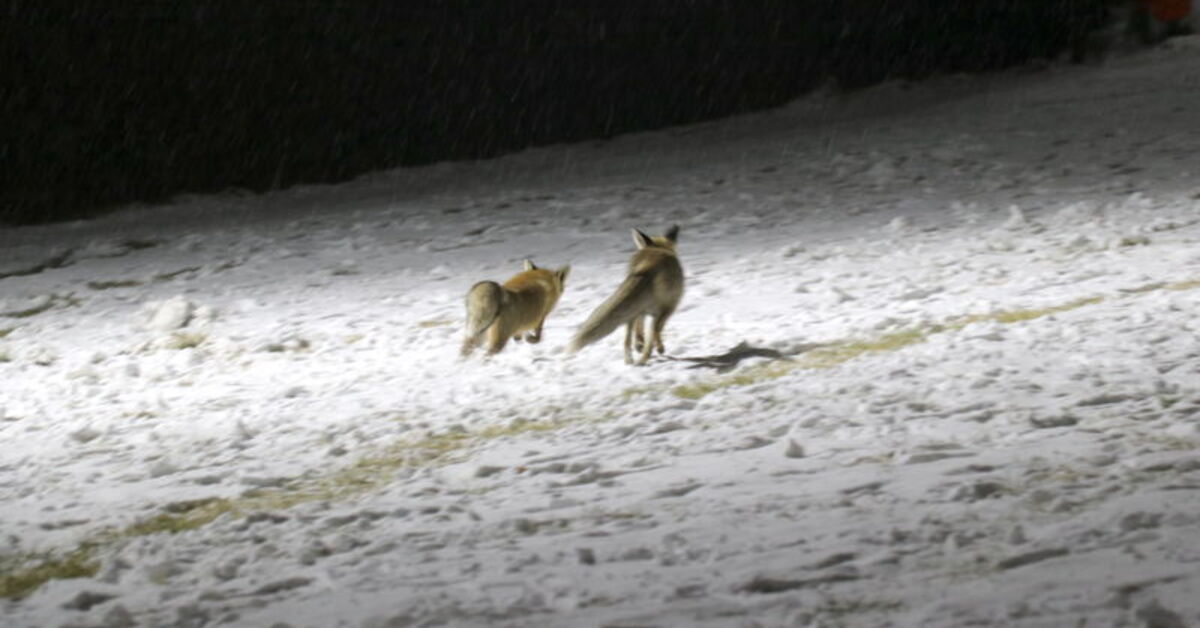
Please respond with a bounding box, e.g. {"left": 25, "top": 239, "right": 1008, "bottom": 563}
{"left": 569, "top": 226, "right": 684, "bottom": 365}
{"left": 461, "top": 259, "right": 570, "bottom": 358}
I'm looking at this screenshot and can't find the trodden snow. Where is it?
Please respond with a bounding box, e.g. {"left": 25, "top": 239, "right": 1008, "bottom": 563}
{"left": 3, "top": 40, "right": 1200, "bottom": 628}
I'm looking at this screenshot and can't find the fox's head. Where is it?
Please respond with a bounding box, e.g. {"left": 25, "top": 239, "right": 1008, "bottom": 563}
{"left": 523, "top": 259, "right": 570, "bottom": 291}
{"left": 631, "top": 225, "right": 679, "bottom": 252}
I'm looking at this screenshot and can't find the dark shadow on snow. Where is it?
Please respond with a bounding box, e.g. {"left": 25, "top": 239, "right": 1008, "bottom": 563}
{"left": 666, "top": 340, "right": 825, "bottom": 373}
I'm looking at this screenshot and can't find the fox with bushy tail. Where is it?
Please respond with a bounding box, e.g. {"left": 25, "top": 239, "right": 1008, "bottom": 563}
{"left": 569, "top": 226, "right": 683, "bottom": 365}
{"left": 461, "top": 259, "right": 570, "bottom": 358}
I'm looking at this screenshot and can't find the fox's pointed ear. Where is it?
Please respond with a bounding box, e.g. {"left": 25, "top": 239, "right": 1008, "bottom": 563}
{"left": 523, "top": 259, "right": 536, "bottom": 271}
{"left": 665, "top": 225, "right": 679, "bottom": 243}
{"left": 632, "top": 229, "right": 652, "bottom": 249}
{"left": 557, "top": 265, "right": 570, "bottom": 283}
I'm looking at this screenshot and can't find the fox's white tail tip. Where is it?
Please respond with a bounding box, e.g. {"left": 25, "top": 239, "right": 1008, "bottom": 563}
{"left": 566, "top": 337, "right": 586, "bottom": 355}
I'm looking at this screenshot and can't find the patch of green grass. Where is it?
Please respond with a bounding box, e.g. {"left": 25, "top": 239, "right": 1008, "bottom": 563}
{"left": 126, "top": 415, "right": 595, "bottom": 525}
{"left": 1138, "top": 434, "right": 1200, "bottom": 452}
{"left": 669, "top": 327, "right": 932, "bottom": 400}
{"left": 807, "top": 327, "right": 932, "bottom": 366}
{"left": 1, "top": 294, "right": 83, "bottom": 319}
{"left": 2, "top": 299, "right": 57, "bottom": 319}
{"left": 821, "top": 597, "right": 905, "bottom": 617}
{"left": 1166, "top": 278, "right": 1200, "bottom": 292}
{"left": 660, "top": 295, "right": 1115, "bottom": 401}
{"left": 0, "top": 548, "right": 100, "bottom": 600}
{"left": 87, "top": 279, "right": 145, "bottom": 290}
{"left": 1119, "top": 236, "right": 1151, "bottom": 247}
{"left": 153, "top": 267, "right": 201, "bottom": 282}
{"left": 0, "top": 497, "right": 234, "bottom": 600}
{"left": 417, "top": 319, "right": 454, "bottom": 329}
{"left": 0, "top": 250, "right": 73, "bottom": 280}
{"left": 950, "top": 296, "right": 1103, "bottom": 326}
{"left": 1022, "top": 463, "right": 1101, "bottom": 490}
{"left": 218, "top": 415, "right": 596, "bottom": 513}
{"left": 0, "top": 327, "right": 12, "bottom": 363}
{"left": 0, "top": 413, "right": 608, "bottom": 600}
{"left": 620, "top": 384, "right": 659, "bottom": 401}
{"left": 120, "top": 498, "right": 236, "bottom": 537}
{"left": 672, "top": 360, "right": 794, "bottom": 400}
{"left": 299, "top": 416, "right": 586, "bottom": 503}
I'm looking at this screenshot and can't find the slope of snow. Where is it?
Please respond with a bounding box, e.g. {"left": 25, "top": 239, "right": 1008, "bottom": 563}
{"left": 3, "top": 41, "right": 1200, "bottom": 627}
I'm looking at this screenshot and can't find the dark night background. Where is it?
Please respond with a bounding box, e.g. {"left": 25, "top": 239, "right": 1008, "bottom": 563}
{"left": 2, "top": 1, "right": 1114, "bottom": 227}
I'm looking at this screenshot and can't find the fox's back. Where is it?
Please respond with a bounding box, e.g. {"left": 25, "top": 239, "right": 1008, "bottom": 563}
{"left": 502, "top": 269, "right": 562, "bottom": 321}
{"left": 629, "top": 247, "right": 683, "bottom": 307}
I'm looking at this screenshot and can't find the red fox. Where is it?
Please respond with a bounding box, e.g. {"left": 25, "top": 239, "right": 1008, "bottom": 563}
{"left": 461, "top": 259, "right": 570, "bottom": 358}
{"left": 569, "top": 226, "right": 684, "bottom": 365}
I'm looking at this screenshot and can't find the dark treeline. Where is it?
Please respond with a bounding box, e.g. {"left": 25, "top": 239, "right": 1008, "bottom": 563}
{"left": 2, "top": 1, "right": 1112, "bottom": 225}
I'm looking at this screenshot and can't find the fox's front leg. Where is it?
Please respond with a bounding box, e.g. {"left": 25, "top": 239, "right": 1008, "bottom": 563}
{"left": 651, "top": 310, "right": 672, "bottom": 355}
{"left": 524, "top": 318, "right": 546, "bottom": 344}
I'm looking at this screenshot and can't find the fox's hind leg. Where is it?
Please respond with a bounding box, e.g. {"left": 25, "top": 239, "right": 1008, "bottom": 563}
{"left": 636, "top": 317, "right": 654, "bottom": 365}
{"left": 484, "top": 322, "right": 510, "bottom": 355}
{"left": 651, "top": 307, "right": 674, "bottom": 355}
{"left": 623, "top": 321, "right": 636, "bottom": 364}
{"left": 486, "top": 336, "right": 510, "bottom": 355}
{"left": 525, "top": 317, "right": 545, "bottom": 344}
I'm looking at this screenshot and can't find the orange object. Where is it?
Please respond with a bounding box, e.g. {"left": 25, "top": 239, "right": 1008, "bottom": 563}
{"left": 1143, "top": 0, "right": 1192, "bottom": 23}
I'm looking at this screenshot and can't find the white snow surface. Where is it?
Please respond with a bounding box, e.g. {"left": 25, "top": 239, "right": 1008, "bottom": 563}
{"left": 3, "top": 43, "right": 1200, "bottom": 628}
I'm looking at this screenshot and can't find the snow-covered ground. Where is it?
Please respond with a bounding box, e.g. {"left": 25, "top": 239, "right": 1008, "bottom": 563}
{"left": 4, "top": 39, "right": 1200, "bottom": 628}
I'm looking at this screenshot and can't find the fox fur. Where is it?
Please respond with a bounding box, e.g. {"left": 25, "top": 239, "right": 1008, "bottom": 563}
{"left": 461, "top": 259, "right": 570, "bottom": 358}
{"left": 570, "top": 226, "right": 684, "bottom": 365}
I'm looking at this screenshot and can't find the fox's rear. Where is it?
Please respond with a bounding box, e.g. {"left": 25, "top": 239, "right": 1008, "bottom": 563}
{"left": 461, "top": 281, "right": 505, "bottom": 357}
{"left": 461, "top": 259, "right": 570, "bottom": 358}
{"left": 570, "top": 226, "right": 684, "bottom": 365}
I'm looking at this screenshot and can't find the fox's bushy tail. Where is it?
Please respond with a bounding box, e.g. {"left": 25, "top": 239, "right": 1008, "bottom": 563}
{"left": 461, "top": 281, "right": 504, "bottom": 357}
{"left": 569, "top": 274, "right": 653, "bottom": 353}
